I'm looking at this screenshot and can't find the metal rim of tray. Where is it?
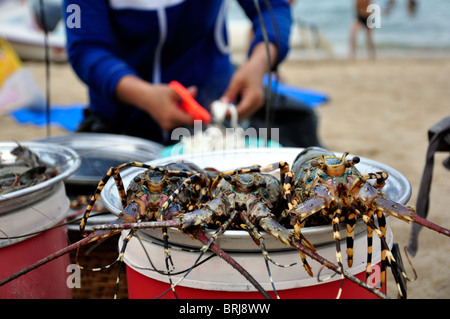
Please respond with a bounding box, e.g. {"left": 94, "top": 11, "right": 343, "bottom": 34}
{"left": 35, "top": 133, "right": 163, "bottom": 185}
{"left": 100, "top": 147, "right": 411, "bottom": 251}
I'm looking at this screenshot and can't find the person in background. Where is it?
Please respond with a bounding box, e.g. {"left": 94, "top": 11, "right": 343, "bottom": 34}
{"left": 63, "top": 0, "right": 323, "bottom": 148}
{"left": 384, "top": 0, "right": 418, "bottom": 17}
{"left": 349, "top": 0, "right": 376, "bottom": 60}
{"left": 408, "top": 0, "right": 418, "bottom": 17}
{"left": 384, "top": 0, "right": 395, "bottom": 15}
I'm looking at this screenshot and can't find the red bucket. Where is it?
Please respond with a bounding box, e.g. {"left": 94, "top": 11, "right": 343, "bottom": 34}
{"left": 0, "top": 183, "right": 72, "bottom": 299}
{"left": 126, "top": 265, "right": 385, "bottom": 299}
{"left": 120, "top": 221, "right": 392, "bottom": 299}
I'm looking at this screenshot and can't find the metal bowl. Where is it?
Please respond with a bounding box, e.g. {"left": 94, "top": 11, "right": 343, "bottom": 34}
{"left": 101, "top": 147, "right": 411, "bottom": 251}
{"left": 0, "top": 141, "right": 81, "bottom": 214}
{"left": 35, "top": 133, "right": 163, "bottom": 186}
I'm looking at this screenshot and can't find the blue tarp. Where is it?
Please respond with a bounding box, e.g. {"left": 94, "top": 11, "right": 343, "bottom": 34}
{"left": 10, "top": 104, "right": 85, "bottom": 132}
{"left": 263, "top": 74, "right": 329, "bottom": 109}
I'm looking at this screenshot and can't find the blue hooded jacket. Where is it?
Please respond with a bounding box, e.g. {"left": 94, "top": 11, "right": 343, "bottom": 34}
{"left": 63, "top": 0, "right": 292, "bottom": 143}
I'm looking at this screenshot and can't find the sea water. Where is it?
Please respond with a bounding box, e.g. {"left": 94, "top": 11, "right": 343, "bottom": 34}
{"left": 227, "top": 0, "right": 450, "bottom": 59}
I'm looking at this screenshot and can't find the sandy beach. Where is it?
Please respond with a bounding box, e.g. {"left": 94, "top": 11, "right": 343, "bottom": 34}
{"left": 0, "top": 55, "right": 449, "bottom": 299}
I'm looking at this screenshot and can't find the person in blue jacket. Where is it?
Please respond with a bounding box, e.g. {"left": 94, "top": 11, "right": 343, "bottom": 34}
{"left": 64, "top": 0, "right": 320, "bottom": 147}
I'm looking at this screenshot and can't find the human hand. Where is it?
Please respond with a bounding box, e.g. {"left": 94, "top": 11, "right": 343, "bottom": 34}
{"left": 116, "top": 75, "right": 196, "bottom": 131}
{"left": 221, "top": 43, "right": 278, "bottom": 121}
{"left": 143, "top": 84, "right": 197, "bottom": 131}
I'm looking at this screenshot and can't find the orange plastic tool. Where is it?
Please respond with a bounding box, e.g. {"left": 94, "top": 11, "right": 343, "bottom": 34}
{"left": 169, "top": 81, "right": 211, "bottom": 124}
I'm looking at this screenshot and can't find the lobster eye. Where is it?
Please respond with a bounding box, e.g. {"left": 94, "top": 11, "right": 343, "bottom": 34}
{"left": 352, "top": 156, "right": 360, "bottom": 164}
{"left": 224, "top": 174, "right": 232, "bottom": 181}
{"left": 238, "top": 173, "right": 256, "bottom": 185}
{"left": 147, "top": 170, "right": 164, "bottom": 182}
{"left": 133, "top": 176, "right": 141, "bottom": 183}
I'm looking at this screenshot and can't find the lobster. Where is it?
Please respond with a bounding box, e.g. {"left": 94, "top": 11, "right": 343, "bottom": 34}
{"left": 0, "top": 143, "right": 58, "bottom": 194}
{"left": 283, "top": 147, "right": 450, "bottom": 298}
{"left": 0, "top": 160, "right": 271, "bottom": 299}
{"left": 97, "top": 162, "right": 389, "bottom": 299}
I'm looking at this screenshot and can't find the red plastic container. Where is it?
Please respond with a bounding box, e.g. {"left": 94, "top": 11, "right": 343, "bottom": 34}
{"left": 120, "top": 225, "right": 391, "bottom": 299}
{"left": 0, "top": 183, "right": 72, "bottom": 299}
{"left": 0, "top": 226, "right": 71, "bottom": 299}
{"left": 126, "top": 264, "right": 386, "bottom": 299}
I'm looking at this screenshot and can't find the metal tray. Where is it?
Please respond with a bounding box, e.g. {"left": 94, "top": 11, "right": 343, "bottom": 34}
{"left": 36, "top": 133, "right": 163, "bottom": 185}
{"left": 0, "top": 141, "right": 81, "bottom": 214}
{"left": 99, "top": 148, "right": 411, "bottom": 251}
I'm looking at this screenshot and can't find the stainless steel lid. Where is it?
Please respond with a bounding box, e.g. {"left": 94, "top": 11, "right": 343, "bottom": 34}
{"left": 36, "top": 133, "right": 163, "bottom": 185}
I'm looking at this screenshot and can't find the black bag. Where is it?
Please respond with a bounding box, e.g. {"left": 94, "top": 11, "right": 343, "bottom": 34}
{"left": 247, "top": 92, "right": 322, "bottom": 148}
{"left": 406, "top": 116, "right": 450, "bottom": 256}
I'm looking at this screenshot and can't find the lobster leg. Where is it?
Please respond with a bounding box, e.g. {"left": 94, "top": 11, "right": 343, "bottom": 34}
{"left": 375, "top": 210, "right": 388, "bottom": 289}
{"left": 195, "top": 230, "right": 272, "bottom": 299}
{"left": 247, "top": 197, "right": 314, "bottom": 277}
{"left": 361, "top": 212, "right": 408, "bottom": 298}
{"left": 365, "top": 211, "right": 374, "bottom": 282}
{"left": 81, "top": 165, "right": 126, "bottom": 234}
{"left": 359, "top": 207, "right": 393, "bottom": 292}
{"left": 154, "top": 211, "right": 238, "bottom": 298}
{"left": 346, "top": 212, "right": 358, "bottom": 267}
{"left": 75, "top": 199, "right": 147, "bottom": 272}
{"left": 158, "top": 173, "right": 205, "bottom": 294}
{"left": 289, "top": 236, "right": 389, "bottom": 299}
{"left": 159, "top": 171, "right": 214, "bottom": 297}
{"left": 242, "top": 214, "right": 280, "bottom": 299}
{"left": 283, "top": 173, "right": 328, "bottom": 256}
{"left": 350, "top": 171, "right": 389, "bottom": 193}
{"left": 113, "top": 229, "right": 136, "bottom": 299}
{"left": 331, "top": 207, "right": 345, "bottom": 299}
{"left": 211, "top": 161, "right": 290, "bottom": 190}
{"left": 240, "top": 213, "right": 297, "bottom": 268}
{"left": 288, "top": 191, "right": 329, "bottom": 247}
{"left": 240, "top": 212, "right": 290, "bottom": 299}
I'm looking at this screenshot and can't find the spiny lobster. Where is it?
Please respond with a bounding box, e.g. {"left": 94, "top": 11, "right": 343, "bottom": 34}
{"left": 283, "top": 147, "right": 450, "bottom": 298}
